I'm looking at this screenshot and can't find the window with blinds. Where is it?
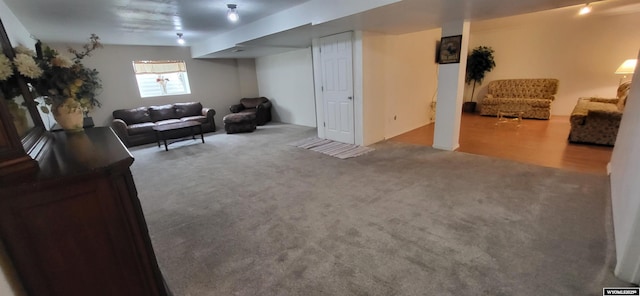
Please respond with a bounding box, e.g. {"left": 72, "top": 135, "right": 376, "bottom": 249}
{"left": 132, "top": 60, "right": 192, "bottom": 98}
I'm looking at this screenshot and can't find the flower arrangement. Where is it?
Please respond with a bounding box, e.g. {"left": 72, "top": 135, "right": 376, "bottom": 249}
{"left": 156, "top": 75, "right": 169, "bottom": 94}
{"left": 0, "top": 45, "right": 41, "bottom": 100}
{"left": 0, "top": 34, "right": 103, "bottom": 114}
{"left": 35, "top": 34, "right": 103, "bottom": 113}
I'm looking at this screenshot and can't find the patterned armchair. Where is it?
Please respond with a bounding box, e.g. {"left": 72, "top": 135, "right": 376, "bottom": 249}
{"left": 568, "top": 82, "right": 631, "bottom": 146}
{"left": 480, "top": 79, "right": 559, "bottom": 119}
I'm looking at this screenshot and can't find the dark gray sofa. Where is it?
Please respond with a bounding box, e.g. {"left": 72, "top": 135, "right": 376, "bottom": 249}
{"left": 112, "top": 102, "right": 216, "bottom": 147}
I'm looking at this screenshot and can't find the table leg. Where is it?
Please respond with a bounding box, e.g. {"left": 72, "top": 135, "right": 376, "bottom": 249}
{"left": 155, "top": 131, "right": 161, "bottom": 148}
{"left": 517, "top": 111, "right": 524, "bottom": 126}
{"left": 163, "top": 134, "right": 168, "bottom": 151}
{"left": 199, "top": 125, "right": 205, "bottom": 143}
{"left": 191, "top": 126, "right": 196, "bottom": 140}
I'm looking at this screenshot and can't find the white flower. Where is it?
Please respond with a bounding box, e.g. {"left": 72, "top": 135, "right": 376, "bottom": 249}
{"left": 13, "top": 45, "right": 36, "bottom": 57}
{"left": 0, "top": 54, "right": 13, "bottom": 81}
{"left": 51, "top": 55, "right": 74, "bottom": 68}
{"left": 13, "top": 53, "right": 42, "bottom": 79}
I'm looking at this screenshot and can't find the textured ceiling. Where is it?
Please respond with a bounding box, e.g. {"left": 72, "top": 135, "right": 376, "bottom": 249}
{"left": 2, "top": 0, "right": 638, "bottom": 58}
{"left": 2, "top": 0, "right": 311, "bottom": 45}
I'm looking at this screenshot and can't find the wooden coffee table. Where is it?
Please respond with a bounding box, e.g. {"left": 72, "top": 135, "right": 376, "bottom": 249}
{"left": 152, "top": 121, "right": 204, "bottom": 151}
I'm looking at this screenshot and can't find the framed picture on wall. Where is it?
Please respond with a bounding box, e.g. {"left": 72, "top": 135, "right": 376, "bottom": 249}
{"left": 438, "top": 35, "right": 462, "bottom": 64}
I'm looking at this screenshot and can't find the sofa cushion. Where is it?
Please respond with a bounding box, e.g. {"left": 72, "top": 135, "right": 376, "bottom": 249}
{"left": 149, "top": 104, "right": 178, "bottom": 122}
{"left": 240, "top": 97, "right": 267, "bottom": 109}
{"left": 482, "top": 97, "right": 551, "bottom": 108}
{"left": 113, "top": 107, "right": 151, "bottom": 125}
{"left": 180, "top": 116, "right": 207, "bottom": 124}
{"left": 238, "top": 109, "right": 257, "bottom": 115}
{"left": 175, "top": 102, "right": 202, "bottom": 118}
{"left": 127, "top": 122, "right": 156, "bottom": 135}
{"left": 155, "top": 119, "right": 182, "bottom": 126}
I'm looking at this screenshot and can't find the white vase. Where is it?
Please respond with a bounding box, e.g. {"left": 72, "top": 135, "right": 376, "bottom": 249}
{"left": 52, "top": 98, "right": 84, "bottom": 133}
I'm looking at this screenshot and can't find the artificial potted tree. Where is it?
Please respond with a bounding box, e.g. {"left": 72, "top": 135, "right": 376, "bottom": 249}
{"left": 463, "top": 46, "right": 496, "bottom": 113}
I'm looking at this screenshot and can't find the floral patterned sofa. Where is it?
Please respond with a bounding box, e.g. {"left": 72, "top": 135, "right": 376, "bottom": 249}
{"left": 568, "top": 82, "right": 631, "bottom": 146}
{"left": 480, "top": 79, "right": 559, "bottom": 119}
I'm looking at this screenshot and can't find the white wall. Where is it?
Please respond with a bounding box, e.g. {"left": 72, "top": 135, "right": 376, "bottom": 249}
{"left": 236, "top": 59, "right": 260, "bottom": 99}
{"left": 360, "top": 29, "right": 441, "bottom": 145}
{"left": 255, "top": 48, "right": 316, "bottom": 127}
{"left": 49, "top": 44, "right": 259, "bottom": 128}
{"left": 610, "top": 50, "right": 640, "bottom": 284}
{"left": 0, "top": 0, "right": 31, "bottom": 49}
{"left": 384, "top": 29, "right": 441, "bottom": 138}
{"left": 361, "top": 31, "right": 389, "bottom": 145}
{"left": 467, "top": 5, "right": 640, "bottom": 115}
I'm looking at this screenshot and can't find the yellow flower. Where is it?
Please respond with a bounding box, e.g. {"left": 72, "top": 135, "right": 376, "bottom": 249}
{"left": 13, "top": 53, "right": 42, "bottom": 79}
{"left": 74, "top": 79, "right": 83, "bottom": 87}
{"left": 69, "top": 85, "right": 79, "bottom": 95}
{"left": 13, "top": 45, "right": 36, "bottom": 57}
{"left": 0, "top": 54, "right": 13, "bottom": 81}
{"left": 79, "top": 98, "right": 91, "bottom": 109}
{"left": 51, "top": 56, "right": 74, "bottom": 68}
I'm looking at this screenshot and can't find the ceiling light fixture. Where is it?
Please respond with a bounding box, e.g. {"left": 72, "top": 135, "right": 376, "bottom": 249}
{"left": 176, "top": 33, "right": 185, "bottom": 45}
{"left": 579, "top": 3, "right": 592, "bottom": 15}
{"left": 227, "top": 4, "right": 239, "bottom": 22}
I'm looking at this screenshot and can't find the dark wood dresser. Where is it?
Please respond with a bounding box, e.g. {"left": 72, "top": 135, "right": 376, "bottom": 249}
{"left": 0, "top": 127, "right": 169, "bottom": 296}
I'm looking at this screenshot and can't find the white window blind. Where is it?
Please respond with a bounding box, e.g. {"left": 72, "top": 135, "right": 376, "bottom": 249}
{"left": 132, "top": 60, "right": 191, "bottom": 98}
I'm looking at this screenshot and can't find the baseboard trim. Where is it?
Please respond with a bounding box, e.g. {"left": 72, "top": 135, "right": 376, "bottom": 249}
{"left": 607, "top": 162, "right": 612, "bottom": 175}
{"left": 432, "top": 144, "right": 460, "bottom": 151}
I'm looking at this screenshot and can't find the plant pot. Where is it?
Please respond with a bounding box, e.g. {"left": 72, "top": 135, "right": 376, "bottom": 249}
{"left": 462, "top": 102, "right": 477, "bottom": 113}
{"left": 52, "top": 98, "right": 84, "bottom": 133}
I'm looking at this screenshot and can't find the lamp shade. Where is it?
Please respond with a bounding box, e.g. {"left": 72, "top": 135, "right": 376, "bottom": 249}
{"left": 615, "top": 59, "right": 637, "bottom": 75}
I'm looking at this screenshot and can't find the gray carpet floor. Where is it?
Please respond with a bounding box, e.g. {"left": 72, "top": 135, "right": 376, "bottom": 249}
{"left": 129, "top": 123, "right": 629, "bottom": 296}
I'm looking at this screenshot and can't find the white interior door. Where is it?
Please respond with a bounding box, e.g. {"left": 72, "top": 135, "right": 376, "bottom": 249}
{"left": 320, "top": 32, "right": 354, "bottom": 144}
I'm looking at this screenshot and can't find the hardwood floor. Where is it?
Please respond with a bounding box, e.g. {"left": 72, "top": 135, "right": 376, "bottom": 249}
{"left": 390, "top": 113, "right": 613, "bottom": 175}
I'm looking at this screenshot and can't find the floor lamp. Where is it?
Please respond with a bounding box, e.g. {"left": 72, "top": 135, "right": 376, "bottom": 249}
{"left": 615, "top": 59, "right": 637, "bottom": 85}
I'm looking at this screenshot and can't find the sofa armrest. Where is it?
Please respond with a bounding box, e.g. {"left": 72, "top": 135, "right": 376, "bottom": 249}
{"left": 111, "top": 119, "right": 130, "bottom": 145}
{"left": 202, "top": 107, "right": 215, "bottom": 122}
{"left": 230, "top": 104, "right": 244, "bottom": 113}
{"left": 201, "top": 107, "right": 216, "bottom": 132}
{"left": 583, "top": 97, "right": 619, "bottom": 104}
{"left": 257, "top": 101, "right": 272, "bottom": 110}
{"left": 201, "top": 107, "right": 216, "bottom": 117}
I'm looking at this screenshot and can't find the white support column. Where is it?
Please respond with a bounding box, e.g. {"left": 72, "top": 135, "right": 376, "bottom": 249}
{"left": 432, "top": 20, "right": 470, "bottom": 151}
{"left": 611, "top": 50, "right": 640, "bottom": 284}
